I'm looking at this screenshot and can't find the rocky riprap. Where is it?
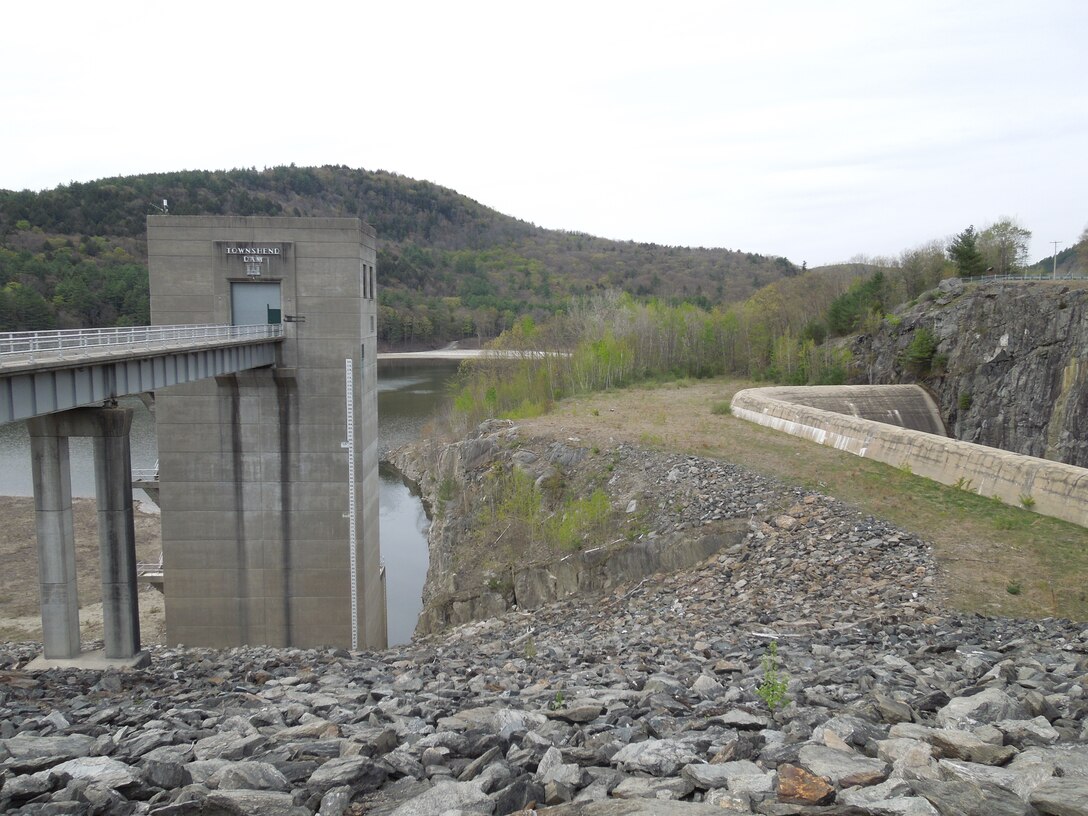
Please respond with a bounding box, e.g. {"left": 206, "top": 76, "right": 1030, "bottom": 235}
{"left": 2, "top": 451, "right": 1088, "bottom": 814}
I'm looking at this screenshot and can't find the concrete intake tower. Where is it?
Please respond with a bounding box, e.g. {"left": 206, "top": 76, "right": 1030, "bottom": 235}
{"left": 148, "top": 216, "right": 385, "bottom": 650}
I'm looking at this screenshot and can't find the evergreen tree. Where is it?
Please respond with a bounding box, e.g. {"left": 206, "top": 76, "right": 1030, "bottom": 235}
{"left": 947, "top": 226, "right": 986, "bottom": 277}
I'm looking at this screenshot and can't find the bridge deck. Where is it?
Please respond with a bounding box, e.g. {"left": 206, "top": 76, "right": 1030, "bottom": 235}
{"left": 0, "top": 324, "right": 283, "bottom": 425}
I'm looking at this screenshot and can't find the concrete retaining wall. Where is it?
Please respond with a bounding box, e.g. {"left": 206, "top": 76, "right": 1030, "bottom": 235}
{"left": 731, "top": 386, "right": 1088, "bottom": 528}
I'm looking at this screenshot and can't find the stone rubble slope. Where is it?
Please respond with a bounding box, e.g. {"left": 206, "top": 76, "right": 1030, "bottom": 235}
{"left": 1, "top": 442, "right": 1087, "bottom": 815}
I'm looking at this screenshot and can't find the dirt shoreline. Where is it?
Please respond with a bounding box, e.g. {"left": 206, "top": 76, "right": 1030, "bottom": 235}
{"left": 0, "top": 496, "right": 166, "bottom": 645}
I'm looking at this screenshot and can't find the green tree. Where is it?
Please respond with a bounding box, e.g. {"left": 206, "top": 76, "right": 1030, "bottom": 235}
{"left": 896, "top": 241, "right": 950, "bottom": 300}
{"left": 947, "top": 226, "right": 986, "bottom": 277}
{"left": 2, "top": 283, "right": 55, "bottom": 330}
{"left": 979, "top": 219, "right": 1031, "bottom": 276}
{"left": 826, "top": 272, "right": 885, "bottom": 336}
{"left": 901, "top": 326, "right": 939, "bottom": 377}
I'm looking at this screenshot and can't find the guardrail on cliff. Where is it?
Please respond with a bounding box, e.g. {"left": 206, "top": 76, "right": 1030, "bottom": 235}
{"left": 952, "top": 273, "right": 1088, "bottom": 284}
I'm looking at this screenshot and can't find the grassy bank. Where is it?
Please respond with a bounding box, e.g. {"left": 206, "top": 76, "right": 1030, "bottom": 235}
{"left": 519, "top": 378, "right": 1088, "bottom": 622}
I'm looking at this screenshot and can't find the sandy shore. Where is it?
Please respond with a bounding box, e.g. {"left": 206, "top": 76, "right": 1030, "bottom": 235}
{"left": 0, "top": 496, "right": 166, "bottom": 645}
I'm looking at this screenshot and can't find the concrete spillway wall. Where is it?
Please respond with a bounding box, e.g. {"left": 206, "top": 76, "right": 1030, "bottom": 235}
{"left": 731, "top": 385, "right": 1088, "bottom": 529}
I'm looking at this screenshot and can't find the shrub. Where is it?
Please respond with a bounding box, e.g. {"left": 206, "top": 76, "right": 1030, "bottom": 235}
{"left": 547, "top": 489, "right": 610, "bottom": 551}
{"left": 756, "top": 640, "right": 789, "bottom": 713}
{"left": 901, "top": 327, "right": 939, "bottom": 376}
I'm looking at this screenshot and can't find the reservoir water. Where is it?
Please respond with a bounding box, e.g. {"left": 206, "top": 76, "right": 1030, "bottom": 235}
{"left": 0, "top": 361, "right": 457, "bottom": 646}
{"left": 376, "top": 362, "right": 457, "bottom": 644}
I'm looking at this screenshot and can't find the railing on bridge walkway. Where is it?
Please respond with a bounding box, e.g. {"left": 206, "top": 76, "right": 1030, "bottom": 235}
{"left": 0, "top": 323, "right": 284, "bottom": 365}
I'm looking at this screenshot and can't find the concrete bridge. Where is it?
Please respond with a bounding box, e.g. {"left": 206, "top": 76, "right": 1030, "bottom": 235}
{"left": 0, "top": 323, "right": 282, "bottom": 424}
{"left": 0, "top": 323, "right": 283, "bottom": 666}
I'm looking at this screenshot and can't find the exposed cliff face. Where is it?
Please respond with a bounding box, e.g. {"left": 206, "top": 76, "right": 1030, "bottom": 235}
{"left": 854, "top": 279, "right": 1088, "bottom": 467}
{"left": 391, "top": 422, "right": 774, "bottom": 637}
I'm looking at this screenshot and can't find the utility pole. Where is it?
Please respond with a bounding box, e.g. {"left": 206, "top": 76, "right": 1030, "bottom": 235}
{"left": 1051, "top": 241, "right": 1061, "bottom": 279}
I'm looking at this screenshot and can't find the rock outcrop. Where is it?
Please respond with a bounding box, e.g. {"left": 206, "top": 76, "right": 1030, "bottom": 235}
{"left": 854, "top": 279, "right": 1088, "bottom": 467}
{"left": 390, "top": 422, "right": 762, "bottom": 636}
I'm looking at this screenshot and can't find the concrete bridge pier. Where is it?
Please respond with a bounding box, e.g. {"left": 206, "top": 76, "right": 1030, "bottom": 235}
{"left": 28, "top": 407, "right": 144, "bottom": 667}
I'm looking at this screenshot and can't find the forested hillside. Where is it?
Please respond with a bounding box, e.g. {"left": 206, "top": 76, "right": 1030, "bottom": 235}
{"left": 0, "top": 166, "right": 798, "bottom": 340}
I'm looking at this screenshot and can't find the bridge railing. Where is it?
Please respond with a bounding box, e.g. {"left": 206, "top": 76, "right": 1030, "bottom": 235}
{"left": 0, "top": 324, "right": 284, "bottom": 363}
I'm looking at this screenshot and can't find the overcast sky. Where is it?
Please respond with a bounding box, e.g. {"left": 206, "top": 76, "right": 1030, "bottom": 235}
{"left": 3, "top": 1, "right": 1085, "bottom": 266}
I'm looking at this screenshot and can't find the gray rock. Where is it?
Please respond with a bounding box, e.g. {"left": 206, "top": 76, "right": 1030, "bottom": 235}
{"left": 546, "top": 704, "right": 605, "bottom": 723}
{"left": 437, "top": 705, "right": 546, "bottom": 734}
{"left": 79, "top": 782, "right": 136, "bottom": 814}
{"left": 493, "top": 777, "right": 546, "bottom": 813}
{"left": 0, "top": 770, "right": 63, "bottom": 803}
{"left": 50, "top": 756, "right": 140, "bottom": 791}
{"left": 540, "top": 800, "right": 746, "bottom": 814}
{"left": 1029, "top": 777, "right": 1088, "bottom": 816}
{"left": 611, "top": 739, "right": 702, "bottom": 776}
{"left": 877, "top": 738, "right": 940, "bottom": 781}
{"left": 703, "top": 788, "right": 753, "bottom": 810}
{"left": 837, "top": 778, "right": 914, "bottom": 806}
{"left": 910, "top": 778, "right": 1031, "bottom": 816}
{"left": 457, "top": 746, "right": 503, "bottom": 782}
{"left": 798, "top": 743, "right": 891, "bottom": 788}
{"left": 141, "top": 758, "right": 193, "bottom": 790}
{"left": 538, "top": 746, "right": 587, "bottom": 789}
{"left": 1036, "top": 745, "right": 1088, "bottom": 778}
{"left": 388, "top": 779, "right": 493, "bottom": 815}
{"left": 994, "top": 717, "right": 1061, "bottom": 748}
{"left": 715, "top": 709, "right": 772, "bottom": 730}
{"left": 611, "top": 774, "right": 695, "bottom": 800}
{"left": 317, "top": 785, "right": 354, "bottom": 816}
{"left": 202, "top": 789, "right": 310, "bottom": 815}
{"left": 573, "top": 768, "right": 622, "bottom": 803}
{"left": 207, "top": 761, "right": 291, "bottom": 792}
{"left": 545, "top": 778, "right": 576, "bottom": 805}
{"left": 187, "top": 759, "right": 232, "bottom": 785}
{"left": 927, "top": 729, "right": 1019, "bottom": 766}
{"left": 0, "top": 734, "right": 96, "bottom": 772}
{"left": 936, "top": 688, "right": 1027, "bottom": 730}
{"left": 727, "top": 769, "right": 775, "bottom": 797}
{"left": 193, "top": 732, "right": 264, "bottom": 761}
{"left": 307, "top": 756, "right": 386, "bottom": 795}
{"left": 866, "top": 798, "right": 941, "bottom": 815}
{"left": 873, "top": 692, "right": 916, "bottom": 724}
{"left": 938, "top": 759, "right": 1024, "bottom": 793}
{"left": 681, "top": 763, "right": 735, "bottom": 789}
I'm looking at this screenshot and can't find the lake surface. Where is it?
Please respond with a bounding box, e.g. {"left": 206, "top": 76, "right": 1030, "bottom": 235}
{"left": 0, "top": 397, "right": 160, "bottom": 497}
{"left": 0, "top": 362, "right": 458, "bottom": 646}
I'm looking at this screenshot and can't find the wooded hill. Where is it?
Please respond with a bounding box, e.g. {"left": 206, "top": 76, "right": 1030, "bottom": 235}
{"left": 0, "top": 166, "right": 798, "bottom": 340}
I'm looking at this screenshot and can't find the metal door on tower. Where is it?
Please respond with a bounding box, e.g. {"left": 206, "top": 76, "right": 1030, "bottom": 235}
{"left": 230, "top": 282, "right": 282, "bottom": 325}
